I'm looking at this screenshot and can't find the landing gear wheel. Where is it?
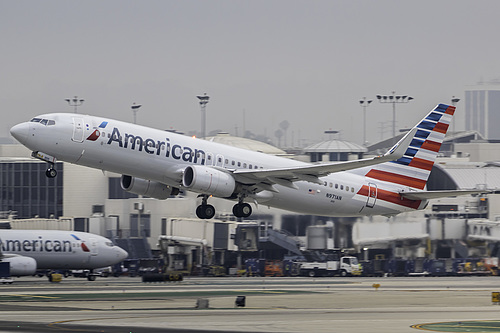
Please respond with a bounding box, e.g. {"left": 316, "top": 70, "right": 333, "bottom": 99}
{"left": 46, "top": 168, "right": 57, "bottom": 178}
{"left": 233, "top": 203, "right": 252, "bottom": 218}
{"left": 196, "top": 204, "right": 215, "bottom": 219}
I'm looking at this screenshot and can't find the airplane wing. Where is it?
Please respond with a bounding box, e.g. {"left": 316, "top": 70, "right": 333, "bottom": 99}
{"left": 232, "top": 128, "right": 417, "bottom": 188}
{"left": 399, "top": 189, "right": 490, "bottom": 200}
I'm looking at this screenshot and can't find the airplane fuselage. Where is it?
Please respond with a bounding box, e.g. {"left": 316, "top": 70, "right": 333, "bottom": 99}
{"left": 11, "top": 113, "right": 427, "bottom": 217}
{"left": 0, "top": 229, "right": 128, "bottom": 270}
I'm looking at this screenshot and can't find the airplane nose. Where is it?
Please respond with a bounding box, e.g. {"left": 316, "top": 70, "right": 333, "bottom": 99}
{"left": 10, "top": 122, "right": 30, "bottom": 144}
{"left": 117, "top": 247, "right": 128, "bottom": 261}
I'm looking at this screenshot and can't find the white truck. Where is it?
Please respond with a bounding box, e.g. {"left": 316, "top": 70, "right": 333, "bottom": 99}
{"left": 299, "top": 256, "right": 361, "bottom": 277}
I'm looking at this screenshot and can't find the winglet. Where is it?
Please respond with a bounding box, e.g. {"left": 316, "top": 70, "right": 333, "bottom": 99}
{"left": 383, "top": 127, "right": 418, "bottom": 160}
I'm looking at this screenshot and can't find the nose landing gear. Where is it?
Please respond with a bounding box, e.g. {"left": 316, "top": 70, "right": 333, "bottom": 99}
{"left": 31, "top": 151, "right": 58, "bottom": 178}
{"left": 45, "top": 166, "right": 57, "bottom": 178}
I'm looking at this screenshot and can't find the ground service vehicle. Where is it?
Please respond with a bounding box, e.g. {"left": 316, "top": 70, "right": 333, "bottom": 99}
{"left": 299, "top": 255, "right": 361, "bottom": 277}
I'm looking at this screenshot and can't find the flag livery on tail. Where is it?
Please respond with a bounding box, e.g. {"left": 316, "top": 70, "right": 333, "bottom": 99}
{"left": 366, "top": 104, "right": 454, "bottom": 190}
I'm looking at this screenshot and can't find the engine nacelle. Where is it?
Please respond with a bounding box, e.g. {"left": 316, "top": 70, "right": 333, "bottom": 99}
{"left": 182, "top": 165, "right": 236, "bottom": 198}
{"left": 2, "top": 255, "right": 37, "bottom": 276}
{"left": 121, "top": 175, "right": 179, "bottom": 200}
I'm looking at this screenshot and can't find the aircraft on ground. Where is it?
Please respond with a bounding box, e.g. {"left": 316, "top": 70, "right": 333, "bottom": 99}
{"left": 0, "top": 229, "right": 128, "bottom": 280}
{"left": 10, "top": 103, "right": 485, "bottom": 220}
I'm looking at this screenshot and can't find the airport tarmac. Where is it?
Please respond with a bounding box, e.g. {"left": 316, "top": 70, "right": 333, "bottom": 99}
{"left": 1, "top": 275, "right": 500, "bottom": 333}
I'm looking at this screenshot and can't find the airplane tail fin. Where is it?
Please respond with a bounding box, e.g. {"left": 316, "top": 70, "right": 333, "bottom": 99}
{"left": 364, "top": 103, "right": 455, "bottom": 190}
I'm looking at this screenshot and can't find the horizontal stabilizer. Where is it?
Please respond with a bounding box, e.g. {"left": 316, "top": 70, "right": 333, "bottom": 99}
{"left": 400, "top": 189, "right": 490, "bottom": 200}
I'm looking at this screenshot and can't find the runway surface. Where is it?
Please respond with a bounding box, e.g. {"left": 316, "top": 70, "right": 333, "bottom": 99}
{"left": 1, "top": 275, "right": 500, "bottom": 332}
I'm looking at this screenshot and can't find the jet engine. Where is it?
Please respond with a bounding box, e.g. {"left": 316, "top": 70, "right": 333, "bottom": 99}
{"left": 121, "top": 175, "right": 179, "bottom": 200}
{"left": 1, "top": 255, "right": 37, "bottom": 276}
{"left": 182, "top": 165, "right": 236, "bottom": 198}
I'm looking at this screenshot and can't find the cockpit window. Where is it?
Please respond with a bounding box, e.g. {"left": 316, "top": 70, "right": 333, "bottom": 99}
{"left": 30, "top": 118, "right": 56, "bottom": 126}
{"left": 106, "top": 242, "right": 114, "bottom": 247}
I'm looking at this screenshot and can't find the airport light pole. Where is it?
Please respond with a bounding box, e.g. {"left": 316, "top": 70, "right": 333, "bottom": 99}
{"left": 451, "top": 96, "right": 460, "bottom": 133}
{"left": 65, "top": 96, "right": 84, "bottom": 113}
{"left": 197, "top": 93, "right": 209, "bottom": 139}
{"left": 376, "top": 92, "right": 413, "bottom": 141}
{"left": 450, "top": 96, "right": 461, "bottom": 153}
{"left": 359, "top": 97, "right": 372, "bottom": 145}
{"left": 131, "top": 103, "right": 142, "bottom": 124}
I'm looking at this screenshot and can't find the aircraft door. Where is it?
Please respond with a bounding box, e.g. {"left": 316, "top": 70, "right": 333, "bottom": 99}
{"left": 89, "top": 238, "right": 98, "bottom": 256}
{"left": 72, "top": 117, "right": 85, "bottom": 143}
{"left": 366, "top": 183, "right": 377, "bottom": 208}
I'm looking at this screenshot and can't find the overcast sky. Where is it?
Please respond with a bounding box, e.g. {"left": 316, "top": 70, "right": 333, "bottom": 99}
{"left": 3, "top": 0, "right": 500, "bottom": 146}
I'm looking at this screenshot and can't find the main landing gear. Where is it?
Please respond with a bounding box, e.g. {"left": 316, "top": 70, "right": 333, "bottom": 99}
{"left": 233, "top": 193, "right": 252, "bottom": 218}
{"left": 195, "top": 195, "right": 253, "bottom": 219}
{"left": 233, "top": 202, "right": 252, "bottom": 218}
{"left": 196, "top": 195, "right": 216, "bottom": 219}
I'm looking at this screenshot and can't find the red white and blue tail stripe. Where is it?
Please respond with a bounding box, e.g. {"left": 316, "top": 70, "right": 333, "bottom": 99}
{"left": 364, "top": 104, "right": 455, "bottom": 190}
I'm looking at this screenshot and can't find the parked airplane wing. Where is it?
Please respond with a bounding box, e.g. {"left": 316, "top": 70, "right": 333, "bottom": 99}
{"left": 232, "top": 127, "right": 417, "bottom": 184}
{"left": 399, "top": 189, "right": 490, "bottom": 200}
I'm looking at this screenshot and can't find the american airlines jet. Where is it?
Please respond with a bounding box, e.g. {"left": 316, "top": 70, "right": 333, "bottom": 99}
{"left": 0, "top": 230, "right": 128, "bottom": 280}
{"left": 10, "top": 103, "right": 483, "bottom": 220}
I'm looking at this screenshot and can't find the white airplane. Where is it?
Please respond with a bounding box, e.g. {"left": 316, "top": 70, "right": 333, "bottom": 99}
{"left": 0, "top": 229, "right": 128, "bottom": 280}
{"left": 10, "top": 103, "right": 484, "bottom": 220}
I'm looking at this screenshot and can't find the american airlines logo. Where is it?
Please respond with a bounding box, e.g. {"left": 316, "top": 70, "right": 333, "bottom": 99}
{"left": 104, "top": 127, "right": 207, "bottom": 164}
{"left": 86, "top": 121, "right": 108, "bottom": 141}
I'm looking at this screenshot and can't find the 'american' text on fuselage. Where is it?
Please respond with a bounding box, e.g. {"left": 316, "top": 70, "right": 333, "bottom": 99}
{"left": 106, "top": 127, "right": 206, "bottom": 164}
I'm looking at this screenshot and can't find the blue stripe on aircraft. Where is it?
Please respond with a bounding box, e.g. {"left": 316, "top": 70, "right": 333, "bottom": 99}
{"left": 415, "top": 129, "right": 431, "bottom": 139}
{"left": 410, "top": 138, "right": 424, "bottom": 148}
{"left": 71, "top": 234, "right": 81, "bottom": 241}
{"left": 405, "top": 147, "right": 418, "bottom": 157}
{"left": 99, "top": 121, "right": 108, "bottom": 128}
{"left": 417, "top": 121, "right": 436, "bottom": 131}
{"left": 392, "top": 156, "right": 412, "bottom": 166}
{"left": 434, "top": 104, "right": 448, "bottom": 113}
{"left": 426, "top": 112, "right": 442, "bottom": 122}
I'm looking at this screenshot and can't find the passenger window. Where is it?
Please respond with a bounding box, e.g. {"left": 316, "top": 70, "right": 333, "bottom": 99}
{"left": 335, "top": 184, "right": 338, "bottom": 189}
{"left": 346, "top": 186, "right": 349, "bottom": 191}
{"left": 238, "top": 162, "right": 241, "bottom": 167}
{"left": 254, "top": 165, "right": 258, "bottom": 169}
{"left": 340, "top": 185, "right": 344, "bottom": 190}
{"left": 249, "top": 164, "right": 252, "bottom": 169}
{"left": 351, "top": 187, "right": 355, "bottom": 193}
{"left": 329, "top": 183, "right": 333, "bottom": 188}
{"left": 232, "top": 161, "right": 235, "bottom": 166}
{"left": 324, "top": 182, "right": 327, "bottom": 186}
{"left": 243, "top": 163, "right": 247, "bottom": 168}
